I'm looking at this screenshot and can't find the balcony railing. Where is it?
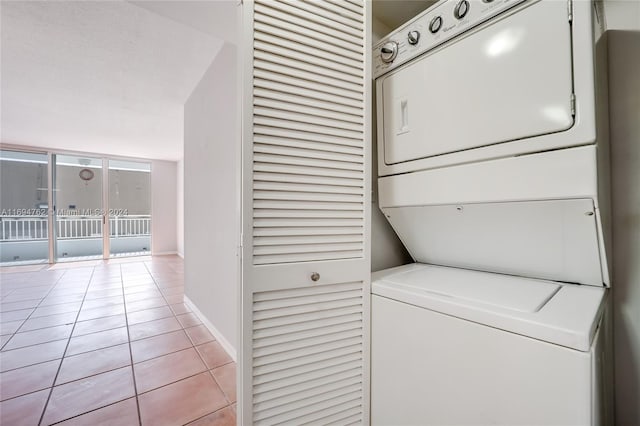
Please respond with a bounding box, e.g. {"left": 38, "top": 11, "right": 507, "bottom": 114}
{"left": 109, "top": 215, "right": 151, "bottom": 238}
{"left": 0, "top": 215, "right": 151, "bottom": 241}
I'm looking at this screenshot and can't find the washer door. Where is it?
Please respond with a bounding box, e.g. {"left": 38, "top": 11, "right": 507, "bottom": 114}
{"left": 380, "top": 0, "right": 573, "bottom": 165}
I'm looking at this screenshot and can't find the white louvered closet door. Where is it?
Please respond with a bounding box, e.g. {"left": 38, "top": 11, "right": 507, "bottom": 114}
{"left": 240, "top": 0, "right": 371, "bottom": 424}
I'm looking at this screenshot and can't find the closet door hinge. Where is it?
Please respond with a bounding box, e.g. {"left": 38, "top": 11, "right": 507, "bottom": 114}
{"left": 570, "top": 93, "right": 576, "bottom": 116}
{"left": 567, "top": 0, "right": 573, "bottom": 22}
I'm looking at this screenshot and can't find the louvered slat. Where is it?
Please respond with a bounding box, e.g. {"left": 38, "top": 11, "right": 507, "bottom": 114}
{"left": 254, "top": 383, "right": 363, "bottom": 422}
{"left": 254, "top": 105, "right": 363, "bottom": 132}
{"left": 254, "top": 234, "right": 363, "bottom": 246}
{"left": 254, "top": 218, "right": 362, "bottom": 227}
{"left": 254, "top": 12, "right": 361, "bottom": 58}
{"left": 255, "top": 61, "right": 362, "bottom": 99}
{"left": 254, "top": 85, "right": 363, "bottom": 116}
{"left": 255, "top": 41, "right": 362, "bottom": 80}
{"left": 254, "top": 366, "right": 362, "bottom": 403}
{"left": 255, "top": 394, "right": 362, "bottom": 425}
{"left": 254, "top": 191, "right": 362, "bottom": 202}
{"left": 254, "top": 281, "right": 364, "bottom": 301}
{"left": 254, "top": 98, "right": 363, "bottom": 125}
{"left": 300, "top": 406, "right": 363, "bottom": 426}
{"left": 254, "top": 4, "right": 362, "bottom": 52}
{"left": 254, "top": 153, "right": 363, "bottom": 171}
{"left": 303, "top": 0, "right": 363, "bottom": 22}
{"left": 253, "top": 226, "right": 363, "bottom": 236}
{"left": 253, "top": 211, "right": 362, "bottom": 219}
{"left": 254, "top": 171, "right": 363, "bottom": 187}
{"left": 254, "top": 318, "right": 363, "bottom": 344}
{"left": 254, "top": 135, "right": 363, "bottom": 155}
{"left": 262, "top": 0, "right": 362, "bottom": 39}
{"left": 254, "top": 69, "right": 363, "bottom": 102}
{"left": 254, "top": 352, "right": 362, "bottom": 383}
{"left": 253, "top": 328, "right": 364, "bottom": 358}
{"left": 254, "top": 22, "right": 361, "bottom": 64}
{"left": 326, "top": 0, "right": 362, "bottom": 15}
{"left": 254, "top": 288, "right": 363, "bottom": 310}
{"left": 253, "top": 181, "right": 363, "bottom": 195}
{"left": 254, "top": 342, "right": 363, "bottom": 375}
{"left": 252, "top": 281, "right": 366, "bottom": 423}
{"left": 247, "top": 1, "right": 367, "bottom": 423}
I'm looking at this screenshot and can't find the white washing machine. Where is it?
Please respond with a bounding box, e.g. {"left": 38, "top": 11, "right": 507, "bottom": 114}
{"left": 371, "top": 0, "right": 613, "bottom": 424}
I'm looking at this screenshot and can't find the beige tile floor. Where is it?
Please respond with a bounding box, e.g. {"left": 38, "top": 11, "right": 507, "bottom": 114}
{"left": 0, "top": 255, "right": 236, "bottom": 425}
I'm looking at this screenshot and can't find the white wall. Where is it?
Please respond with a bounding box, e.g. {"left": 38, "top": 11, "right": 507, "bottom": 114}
{"left": 372, "top": 15, "right": 392, "bottom": 43}
{"left": 608, "top": 30, "right": 640, "bottom": 426}
{"left": 177, "top": 157, "right": 184, "bottom": 257}
{"left": 183, "top": 44, "right": 238, "bottom": 355}
{"left": 604, "top": 0, "right": 640, "bottom": 31}
{"left": 151, "top": 159, "right": 178, "bottom": 255}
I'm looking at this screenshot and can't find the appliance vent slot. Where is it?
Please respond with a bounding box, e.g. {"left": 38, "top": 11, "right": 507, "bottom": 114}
{"left": 252, "top": 281, "right": 365, "bottom": 425}
{"left": 251, "top": 0, "right": 366, "bottom": 265}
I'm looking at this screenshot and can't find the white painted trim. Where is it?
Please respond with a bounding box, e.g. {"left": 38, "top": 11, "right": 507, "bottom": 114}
{"left": 184, "top": 295, "right": 237, "bottom": 361}
{"left": 151, "top": 251, "right": 178, "bottom": 256}
{"left": 177, "top": 252, "right": 184, "bottom": 259}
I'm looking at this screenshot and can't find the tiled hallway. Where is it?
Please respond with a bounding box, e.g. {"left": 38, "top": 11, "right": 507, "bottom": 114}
{"left": 0, "top": 256, "right": 236, "bottom": 425}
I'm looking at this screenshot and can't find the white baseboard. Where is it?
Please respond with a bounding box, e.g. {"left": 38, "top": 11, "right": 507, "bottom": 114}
{"left": 184, "top": 295, "right": 237, "bottom": 361}
{"left": 152, "top": 251, "right": 178, "bottom": 256}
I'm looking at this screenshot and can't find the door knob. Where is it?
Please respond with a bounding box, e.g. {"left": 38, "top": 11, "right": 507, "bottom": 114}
{"left": 311, "top": 272, "right": 320, "bottom": 282}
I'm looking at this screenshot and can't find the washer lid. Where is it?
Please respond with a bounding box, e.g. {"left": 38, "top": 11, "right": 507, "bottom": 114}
{"left": 373, "top": 263, "right": 607, "bottom": 351}
{"left": 384, "top": 265, "right": 560, "bottom": 313}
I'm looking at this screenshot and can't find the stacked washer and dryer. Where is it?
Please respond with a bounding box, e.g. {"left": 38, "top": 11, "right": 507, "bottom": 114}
{"left": 371, "top": 0, "right": 612, "bottom": 424}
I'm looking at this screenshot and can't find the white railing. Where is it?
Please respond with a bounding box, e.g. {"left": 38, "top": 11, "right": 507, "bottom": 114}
{"left": 0, "top": 216, "right": 48, "bottom": 241}
{"left": 0, "top": 215, "right": 151, "bottom": 241}
{"left": 109, "top": 215, "right": 151, "bottom": 238}
{"left": 56, "top": 216, "right": 103, "bottom": 240}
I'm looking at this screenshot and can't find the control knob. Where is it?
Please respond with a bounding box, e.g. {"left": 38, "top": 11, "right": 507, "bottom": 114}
{"left": 454, "top": 0, "right": 470, "bottom": 19}
{"left": 380, "top": 41, "right": 399, "bottom": 63}
{"left": 407, "top": 30, "right": 420, "bottom": 45}
{"left": 429, "top": 16, "right": 443, "bottom": 33}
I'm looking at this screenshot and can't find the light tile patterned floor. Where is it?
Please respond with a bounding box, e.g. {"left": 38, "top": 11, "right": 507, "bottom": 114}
{"left": 0, "top": 255, "right": 236, "bottom": 426}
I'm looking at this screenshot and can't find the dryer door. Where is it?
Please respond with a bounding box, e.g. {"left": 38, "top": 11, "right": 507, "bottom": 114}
{"left": 380, "top": 0, "right": 573, "bottom": 166}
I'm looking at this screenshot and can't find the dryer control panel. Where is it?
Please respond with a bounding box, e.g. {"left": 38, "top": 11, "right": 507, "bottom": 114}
{"left": 373, "top": 0, "right": 531, "bottom": 78}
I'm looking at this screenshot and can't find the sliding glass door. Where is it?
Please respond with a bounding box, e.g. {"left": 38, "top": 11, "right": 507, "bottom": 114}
{"left": 0, "top": 149, "right": 50, "bottom": 265}
{"left": 1, "top": 150, "right": 152, "bottom": 265}
{"left": 53, "top": 154, "right": 104, "bottom": 262}
{"left": 108, "top": 160, "right": 151, "bottom": 257}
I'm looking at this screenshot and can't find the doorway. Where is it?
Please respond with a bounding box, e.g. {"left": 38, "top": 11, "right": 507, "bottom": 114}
{"left": 53, "top": 154, "right": 105, "bottom": 261}
{"left": 0, "top": 149, "right": 50, "bottom": 265}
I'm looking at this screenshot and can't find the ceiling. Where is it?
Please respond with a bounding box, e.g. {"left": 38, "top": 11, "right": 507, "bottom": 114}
{"left": 373, "top": 0, "right": 437, "bottom": 31}
{"left": 0, "top": 0, "right": 445, "bottom": 162}
{"left": 1, "top": 1, "right": 232, "bottom": 161}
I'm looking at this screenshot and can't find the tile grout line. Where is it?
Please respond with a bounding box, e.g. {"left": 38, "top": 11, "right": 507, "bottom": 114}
{"left": 6, "top": 271, "right": 70, "bottom": 337}
{"left": 0, "top": 271, "right": 68, "bottom": 351}
{"left": 2, "top": 294, "right": 186, "bottom": 350}
{"left": 0, "top": 320, "right": 214, "bottom": 375}
{"left": 142, "top": 262, "right": 229, "bottom": 423}
{"left": 185, "top": 403, "right": 236, "bottom": 425}
{"left": 1, "top": 258, "right": 201, "bottom": 424}
{"left": 0, "top": 270, "right": 71, "bottom": 352}
{"left": 44, "top": 355, "right": 231, "bottom": 422}
{"left": 120, "top": 264, "right": 144, "bottom": 426}
{"left": 142, "top": 262, "right": 235, "bottom": 423}
{"left": 37, "top": 264, "right": 98, "bottom": 426}
{"left": 0, "top": 348, "right": 236, "bottom": 406}
{"left": 0, "top": 342, "right": 236, "bottom": 406}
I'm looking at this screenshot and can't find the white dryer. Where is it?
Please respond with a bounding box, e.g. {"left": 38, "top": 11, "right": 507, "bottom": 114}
{"left": 371, "top": 0, "right": 612, "bottom": 424}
